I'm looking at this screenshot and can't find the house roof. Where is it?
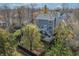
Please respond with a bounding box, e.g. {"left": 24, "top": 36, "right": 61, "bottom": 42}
{"left": 36, "top": 13, "right": 55, "bottom": 21}
{"left": 0, "top": 20, "right": 6, "bottom": 23}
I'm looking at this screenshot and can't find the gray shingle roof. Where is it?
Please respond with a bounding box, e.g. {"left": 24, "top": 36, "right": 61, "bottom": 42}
{"left": 36, "top": 13, "right": 55, "bottom": 21}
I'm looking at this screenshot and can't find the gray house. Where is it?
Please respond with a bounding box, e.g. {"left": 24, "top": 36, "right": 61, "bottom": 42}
{"left": 35, "top": 13, "right": 57, "bottom": 43}
{"left": 0, "top": 20, "right": 8, "bottom": 28}
{"left": 35, "top": 11, "right": 70, "bottom": 43}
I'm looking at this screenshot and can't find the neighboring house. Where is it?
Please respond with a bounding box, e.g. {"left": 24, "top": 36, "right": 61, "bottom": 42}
{"left": 0, "top": 15, "right": 8, "bottom": 28}
{"left": 35, "top": 11, "right": 70, "bottom": 43}
{"left": 0, "top": 20, "right": 8, "bottom": 28}
{"left": 55, "top": 12, "right": 70, "bottom": 27}
{"left": 35, "top": 13, "right": 57, "bottom": 43}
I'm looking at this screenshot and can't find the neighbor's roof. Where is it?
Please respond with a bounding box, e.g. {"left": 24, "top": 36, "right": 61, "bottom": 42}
{"left": 36, "top": 13, "right": 55, "bottom": 21}
{"left": 0, "top": 20, "right": 6, "bottom": 23}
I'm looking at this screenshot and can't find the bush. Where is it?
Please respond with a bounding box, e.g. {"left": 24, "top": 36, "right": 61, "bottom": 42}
{"left": 20, "top": 24, "right": 43, "bottom": 50}
{"left": 0, "top": 28, "right": 17, "bottom": 55}
{"left": 45, "top": 21, "right": 74, "bottom": 56}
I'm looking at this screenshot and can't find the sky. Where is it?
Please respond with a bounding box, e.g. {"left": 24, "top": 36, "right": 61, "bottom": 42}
{"left": 0, "top": 3, "right": 78, "bottom": 9}
{"left": 36, "top": 3, "right": 79, "bottom": 9}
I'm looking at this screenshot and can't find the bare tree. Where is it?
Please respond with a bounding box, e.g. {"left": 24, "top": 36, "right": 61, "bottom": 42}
{"left": 2, "top": 4, "right": 11, "bottom": 29}
{"left": 16, "top": 6, "right": 26, "bottom": 25}
{"left": 61, "top": 3, "right": 69, "bottom": 13}
{"left": 30, "top": 3, "right": 37, "bottom": 23}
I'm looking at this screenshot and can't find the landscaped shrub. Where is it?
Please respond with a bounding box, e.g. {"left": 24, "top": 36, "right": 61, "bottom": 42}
{"left": 20, "top": 24, "right": 43, "bottom": 50}
{"left": 45, "top": 21, "right": 74, "bottom": 56}
{"left": 0, "top": 28, "right": 17, "bottom": 55}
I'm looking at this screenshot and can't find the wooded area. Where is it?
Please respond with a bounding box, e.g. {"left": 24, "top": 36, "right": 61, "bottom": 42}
{"left": 0, "top": 3, "right": 79, "bottom": 56}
